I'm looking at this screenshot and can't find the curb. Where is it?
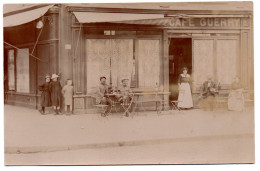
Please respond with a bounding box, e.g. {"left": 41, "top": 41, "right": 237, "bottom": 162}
{"left": 5, "top": 133, "right": 253, "bottom": 154}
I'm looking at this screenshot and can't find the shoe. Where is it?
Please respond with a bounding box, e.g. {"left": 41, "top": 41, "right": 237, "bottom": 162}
{"left": 39, "top": 110, "right": 44, "bottom": 115}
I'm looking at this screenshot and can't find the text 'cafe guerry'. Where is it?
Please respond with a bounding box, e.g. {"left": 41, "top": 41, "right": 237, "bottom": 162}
{"left": 163, "top": 17, "right": 241, "bottom": 27}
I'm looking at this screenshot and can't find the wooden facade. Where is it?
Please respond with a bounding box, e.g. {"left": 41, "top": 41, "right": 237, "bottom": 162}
{"left": 3, "top": 3, "right": 254, "bottom": 112}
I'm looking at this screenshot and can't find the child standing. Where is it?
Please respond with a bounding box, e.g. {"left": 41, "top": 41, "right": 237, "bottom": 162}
{"left": 62, "top": 79, "right": 74, "bottom": 114}
{"left": 39, "top": 75, "right": 51, "bottom": 115}
{"left": 50, "top": 74, "right": 62, "bottom": 115}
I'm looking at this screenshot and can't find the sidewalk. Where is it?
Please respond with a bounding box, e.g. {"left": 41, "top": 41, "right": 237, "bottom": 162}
{"left": 4, "top": 105, "right": 254, "bottom": 154}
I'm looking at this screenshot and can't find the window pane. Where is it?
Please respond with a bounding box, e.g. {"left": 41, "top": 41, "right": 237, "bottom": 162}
{"left": 193, "top": 39, "right": 214, "bottom": 86}
{"left": 16, "top": 48, "right": 30, "bottom": 93}
{"left": 8, "top": 49, "right": 15, "bottom": 91}
{"left": 86, "top": 39, "right": 134, "bottom": 92}
{"left": 86, "top": 39, "right": 111, "bottom": 93}
{"left": 137, "top": 39, "right": 160, "bottom": 88}
{"left": 110, "top": 39, "right": 133, "bottom": 88}
{"left": 216, "top": 39, "right": 238, "bottom": 84}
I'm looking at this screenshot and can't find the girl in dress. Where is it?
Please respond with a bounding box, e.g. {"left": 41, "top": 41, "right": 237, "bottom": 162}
{"left": 177, "top": 67, "right": 193, "bottom": 109}
{"left": 50, "top": 74, "right": 62, "bottom": 115}
{"left": 62, "top": 79, "right": 74, "bottom": 114}
{"left": 39, "top": 75, "right": 51, "bottom": 114}
{"left": 228, "top": 76, "right": 244, "bottom": 112}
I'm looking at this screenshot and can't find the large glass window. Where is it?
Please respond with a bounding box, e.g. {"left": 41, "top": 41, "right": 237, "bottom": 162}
{"left": 86, "top": 39, "right": 134, "bottom": 92}
{"left": 193, "top": 39, "right": 214, "bottom": 86}
{"left": 216, "top": 39, "right": 238, "bottom": 84}
{"left": 16, "top": 48, "right": 30, "bottom": 93}
{"left": 8, "top": 49, "right": 15, "bottom": 91}
{"left": 136, "top": 39, "right": 160, "bottom": 88}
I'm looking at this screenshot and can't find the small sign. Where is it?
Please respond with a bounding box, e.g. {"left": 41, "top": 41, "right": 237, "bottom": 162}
{"left": 104, "top": 30, "right": 110, "bottom": 35}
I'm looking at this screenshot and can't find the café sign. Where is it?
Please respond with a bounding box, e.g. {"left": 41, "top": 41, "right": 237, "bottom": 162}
{"left": 163, "top": 18, "right": 241, "bottom": 27}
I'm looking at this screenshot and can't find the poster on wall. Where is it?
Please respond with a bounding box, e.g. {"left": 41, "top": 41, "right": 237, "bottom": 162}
{"left": 16, "top": 48, "right": 30, "bottom": 93}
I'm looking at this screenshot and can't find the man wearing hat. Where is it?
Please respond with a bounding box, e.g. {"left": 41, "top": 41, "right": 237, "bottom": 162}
{"left": 96, "top": 76, "right": 112, "bottom": 116}
{"left": 38, "top": 74, "right": 52, "bottom": 114}
{"left": 116, "top": 78, "right": 133, "bottom": 117}
{"left": 50, "top": 73, "right": 62, "bottom": 114}
{"left": 199, "top": 75, "right": 221, "bottom": 111}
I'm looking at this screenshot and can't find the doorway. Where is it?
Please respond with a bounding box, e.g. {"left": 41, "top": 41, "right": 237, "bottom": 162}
{"left": 169, "top": 38, "right": 192, "bottom": 101}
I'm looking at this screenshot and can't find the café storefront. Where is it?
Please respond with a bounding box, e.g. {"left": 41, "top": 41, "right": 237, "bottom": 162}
{"left": 4, "top": 3, "right": 254, "bottom": 113}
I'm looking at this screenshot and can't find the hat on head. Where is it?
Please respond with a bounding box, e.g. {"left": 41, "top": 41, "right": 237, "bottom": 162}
{"left": 121, "top": 78, "right": 129, "bottom": 82}
{"left": 51, "top": 74, "right": 59, "bottom": 79}
{"left": 100, "top": 76, "right": 106, "bottom": 80}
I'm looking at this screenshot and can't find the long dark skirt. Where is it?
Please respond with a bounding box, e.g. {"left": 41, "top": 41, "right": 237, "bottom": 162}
{"left": 41, "top": 91, "right": 51, "bottom": 107}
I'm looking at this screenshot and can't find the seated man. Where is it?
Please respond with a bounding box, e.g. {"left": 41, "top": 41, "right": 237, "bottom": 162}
{"left": 116, "top": 78, "right": 133, "bottom": 117}
{"left": 96, "top": 76, "right": 112, "bottom": 116}
{"left": 199, "top": 76, "right": 220, "bottom": 111}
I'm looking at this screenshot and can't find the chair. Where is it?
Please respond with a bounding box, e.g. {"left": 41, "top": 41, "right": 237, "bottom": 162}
{"left": 171, "top": 89, "right": 185, "bottom": 111}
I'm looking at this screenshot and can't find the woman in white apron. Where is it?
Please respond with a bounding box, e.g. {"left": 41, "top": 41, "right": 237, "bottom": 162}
{"left": 177, "top": 67, "right": 193, "bottom": 109}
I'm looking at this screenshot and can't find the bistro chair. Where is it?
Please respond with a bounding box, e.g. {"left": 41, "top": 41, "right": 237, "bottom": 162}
{"left": 170, "top": 89, "right": 185, "bottom": 112}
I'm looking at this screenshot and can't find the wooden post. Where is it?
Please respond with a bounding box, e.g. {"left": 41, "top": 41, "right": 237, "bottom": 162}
{"left": 163, "top": 30, "right": 169, "bottom": 109}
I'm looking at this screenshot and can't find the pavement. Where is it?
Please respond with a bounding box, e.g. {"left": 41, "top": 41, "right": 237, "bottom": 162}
{"left": 4, "top": 104, "right": 255, "bottom": 165}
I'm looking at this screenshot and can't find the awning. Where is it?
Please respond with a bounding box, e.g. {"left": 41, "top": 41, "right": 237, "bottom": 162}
{"left": 4, "top": 5, "right": 54, "bottom": 27}
{"left": 73, "top": 12, "right": 164, "bottom": 23}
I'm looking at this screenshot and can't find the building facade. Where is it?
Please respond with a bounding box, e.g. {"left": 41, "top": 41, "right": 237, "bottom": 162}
{"left": 3, "top": 2, "right": 254, "bottom": 113}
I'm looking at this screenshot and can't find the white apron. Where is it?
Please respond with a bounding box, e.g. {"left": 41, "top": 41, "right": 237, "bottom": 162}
{"left": 178, "top": 83, "right": 193, "bottom": 108}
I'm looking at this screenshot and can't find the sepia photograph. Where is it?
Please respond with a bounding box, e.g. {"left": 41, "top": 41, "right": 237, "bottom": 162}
{"left": 2, "top": 1, "right": 255, "bottom": 165}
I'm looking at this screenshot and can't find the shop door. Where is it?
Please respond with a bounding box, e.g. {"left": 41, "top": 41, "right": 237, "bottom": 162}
{"left": 169, "top": 38, "right": 192, "bottom": 100}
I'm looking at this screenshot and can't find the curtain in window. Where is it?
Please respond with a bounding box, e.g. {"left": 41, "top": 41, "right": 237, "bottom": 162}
{"left": 193, "top": 39, "right": 214, "bottom": 86}
{"left": 86, "top": 39, "right": 134, "bottom": 92}
{"left": 16, "top": 48, "right": 30, "bottom": 93}
{"left": 8, "top": 49, "right": 15, "bottom": 91}
{"left": 137, "top": 39, "right": 160, "bottom": 88}
{"left": 216, "top": 39, "right": 238, "bottom": 84}
{"left": 111, "top": 39, "right": 133, "bottom": 88}
{"left": 86, "top": 39, "right": 111, "bottom": 93}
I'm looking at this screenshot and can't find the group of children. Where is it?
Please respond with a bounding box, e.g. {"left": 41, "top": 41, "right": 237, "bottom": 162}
{"left": 39, "top": 74, "right": 74, "bottom": 115}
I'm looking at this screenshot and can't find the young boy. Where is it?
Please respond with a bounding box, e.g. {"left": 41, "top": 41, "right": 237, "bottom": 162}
{"left": 62, "top": 79, "right": 74, "bottom": 114}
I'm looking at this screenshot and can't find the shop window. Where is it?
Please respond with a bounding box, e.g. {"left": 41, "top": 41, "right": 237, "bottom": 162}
{"left": 136, "top": 39, "right": 160, "bottom": 88}
{"left": 8, "top": 49, "right": 15, "bottom": 91}
{"left": 86, "top": 39, "right": 134, "bottom": 92}
{"left": 216, "top": 39, "right": 238, "bottom": 85}
{"left": 86, "top": 38, "right": 160, "bottom": 92}
{"left": 16, "top": 48, "right": 30, "bottom": 93}
{"left": 193, "top": 39, "right": 214, "bottom": 86}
